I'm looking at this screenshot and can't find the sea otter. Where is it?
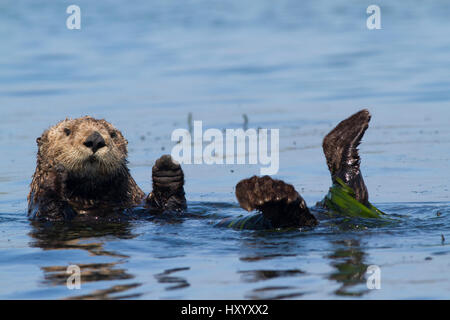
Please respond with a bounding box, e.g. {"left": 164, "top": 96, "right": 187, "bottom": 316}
{"left": 224, "top": 109, "right": 384, "bottom": 230}
{"left": 29, "top": 110, "right": 382, "bottom": 228}
{"left": 28, "top": 116, "right": 186, "bottom": 221}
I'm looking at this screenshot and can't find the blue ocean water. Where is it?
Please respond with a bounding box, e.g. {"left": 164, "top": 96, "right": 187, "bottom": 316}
{"left": 0, "top": 0, "right": 449, "bottom": 299}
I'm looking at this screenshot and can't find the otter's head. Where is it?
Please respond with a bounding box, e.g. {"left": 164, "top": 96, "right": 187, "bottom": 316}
{"left": 36, "top": 117, "right": 128, "bottom": 178}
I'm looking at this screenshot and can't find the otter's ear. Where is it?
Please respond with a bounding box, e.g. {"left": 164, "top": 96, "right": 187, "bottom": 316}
{"left": 37, "top": 131, "right": 49, "bottom": 148}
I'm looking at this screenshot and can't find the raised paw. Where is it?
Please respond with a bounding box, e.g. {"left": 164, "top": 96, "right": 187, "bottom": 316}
{"left": 152, "top": 155, "right": 184, "bottom": 190}
{"left": 147, "top": 155, "right": 187, "bottom": 211}
{"left": 235, "top": 176, "right": 317, "bottom": 228}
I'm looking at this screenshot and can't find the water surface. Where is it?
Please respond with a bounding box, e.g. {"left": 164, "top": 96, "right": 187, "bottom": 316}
{"left": 0, "top": 0, "right": 449, "bottom": 299}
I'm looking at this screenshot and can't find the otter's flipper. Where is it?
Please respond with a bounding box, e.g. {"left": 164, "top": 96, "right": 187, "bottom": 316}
{"left": 235, "top": 176, "right": 317, "bottom": 228}
{"left": 146, "top": 155, "right": 187, "bottom": 211}
{"left": 322, "top": 109, "right": 370, "bottom": 205}
{"left": 28, "top": 164, "right": 77, "bottom": 221}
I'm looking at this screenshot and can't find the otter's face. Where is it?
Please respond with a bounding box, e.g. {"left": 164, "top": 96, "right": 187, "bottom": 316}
{"left": 37, "top": 117, "right": 128, "bottom": 177}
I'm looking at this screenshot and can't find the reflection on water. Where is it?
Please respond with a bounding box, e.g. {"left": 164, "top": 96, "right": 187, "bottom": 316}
{"left": 29, "top": 220, "right": 141, "bottom": 299}
{"left": 240, "top": 269, "right": 306, "bottom": 299}
{"left": 236, "top": 227, "right": 370, "bottom": 299}
{"left": 239, "top": 269, "right": 304, "bottom": 283}
{"left": 42, "top": 262, "right": 132, "bottom": 286}
{"left": 235, "top": 232, "right": 307, "bottom": 299}
{"left": 246, "top": 286, "right": 304, "bottom": 300}
{"left": 0, "top": 201, "right": 449, "bottom": 299}
{"left": 239, "top": 253, "right": 297, "bottom": 262}
{"left": 327, "top": 239, "right": 369, "bottom": 297}
{"left": 67, "top": 283, "right": 142, "bottom": 300}
{"left": 29, "top": 220, "right": 135, "bottom": 255}
{"left": 155, "top": 267, "right": 191, "bottom": 291}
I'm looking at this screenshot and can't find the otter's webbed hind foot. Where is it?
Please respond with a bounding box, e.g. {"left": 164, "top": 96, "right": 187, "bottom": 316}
{"left": 322, "top": 109, "right": 371, "bottom": 205}
{"left": 146, "top": 155, "right": 187, "bottom": 212}
{"left": 235, "top": 176, "right": 317, "bottom": 228}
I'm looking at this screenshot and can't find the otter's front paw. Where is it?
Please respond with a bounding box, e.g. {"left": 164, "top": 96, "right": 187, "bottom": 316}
{"left": 146, "top": 155, "right": 187, "bottom": 211}
{"left": 235, "top": 176, "right": 317, "bottom": 228}
{"left": 29, "top": 164, "right": 76, "bottom": 221}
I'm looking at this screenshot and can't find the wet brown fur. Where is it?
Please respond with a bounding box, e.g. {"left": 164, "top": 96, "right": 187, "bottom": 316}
{"left": 147, "top": 155, "right": 186, "bottom": 211}
{"left": 235, "top": 176, "right": 318, "bottom": 228}
{"left": 322, "top": 109, "right": 370, "bottom": 205}
{"left": 234, "top": 109, "right": 372, "bottom": 228}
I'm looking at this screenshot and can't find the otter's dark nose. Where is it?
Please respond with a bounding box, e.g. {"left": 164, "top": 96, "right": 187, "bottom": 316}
{"left": 83, "top": 131, "right": 106, "bottom": 153}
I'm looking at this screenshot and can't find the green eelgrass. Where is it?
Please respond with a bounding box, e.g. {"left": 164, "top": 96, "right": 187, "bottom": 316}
{"left": 218, "top": 177, "right": 388, "bottom": 230}
{"left": 321, "top": 177, "right": 385, "bottom": 219}
{"left": 215, "top": 213, "right": 271, "bottom": 230}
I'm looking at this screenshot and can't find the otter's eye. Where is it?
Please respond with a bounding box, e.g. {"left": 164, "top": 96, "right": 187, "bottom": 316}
{"left": 110, "top": 131, "right": 117, "bottom": 138}
{"left": 64, "top": 128, "right": 71, "bottom": 136}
